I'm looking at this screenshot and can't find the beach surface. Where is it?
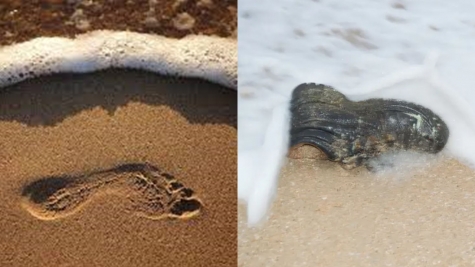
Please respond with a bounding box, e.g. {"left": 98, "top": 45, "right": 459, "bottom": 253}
{"left": 0, "top": 69, "right": 237, "bottom": 267}
{"left": 239, "top": 155, "right": 475, "bottom": 266}
{"left": 0, "top": 0, "right": 237, "bottom": 45}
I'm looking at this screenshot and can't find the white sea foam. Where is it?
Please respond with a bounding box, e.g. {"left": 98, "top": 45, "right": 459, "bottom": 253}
{"left": 0, "top": 30, "right": 236, "bottom": 89}
{"left": 366, "top": 151, "right": 442, "bottom": 182}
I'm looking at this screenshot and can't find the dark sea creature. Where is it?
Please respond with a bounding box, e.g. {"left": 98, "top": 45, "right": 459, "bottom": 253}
{"left": 289, "top": 83, "right": 449, "bottom": 169}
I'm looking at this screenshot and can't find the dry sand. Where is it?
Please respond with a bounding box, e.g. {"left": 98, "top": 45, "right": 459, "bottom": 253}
{"left": 0, "top": 69, "right": 236, "bottom": 267}
{"left": 239, "top": 155, "right": 475, "bottom": 266}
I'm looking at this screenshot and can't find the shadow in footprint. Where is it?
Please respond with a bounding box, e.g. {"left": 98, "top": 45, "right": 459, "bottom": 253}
{"left": 21, "top": 163, "right": 203, "bottom": 221}
{"left": 170, "top": 199, "right": 203, "bottom": 217}
{"left": 22, "top": 176, "right": 74, "bottom": 204}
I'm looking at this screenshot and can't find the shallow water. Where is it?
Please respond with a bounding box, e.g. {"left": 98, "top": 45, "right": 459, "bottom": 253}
{"left": 238, "top": 0, "right": 475, "bottom": 225}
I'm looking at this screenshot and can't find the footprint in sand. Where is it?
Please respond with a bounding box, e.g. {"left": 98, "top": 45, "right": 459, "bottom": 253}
{"left": 21, "top": 163, "right": 203, "bottom": 221}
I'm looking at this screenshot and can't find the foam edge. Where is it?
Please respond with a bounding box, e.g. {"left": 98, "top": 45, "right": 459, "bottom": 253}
{"left": 0, "top": 30, "right": 237, "bottom": 89}
{"left": 240, "top": 101, "right": 291, "bottom": 227}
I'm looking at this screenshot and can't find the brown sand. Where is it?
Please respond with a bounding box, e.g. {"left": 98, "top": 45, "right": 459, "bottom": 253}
{"left": 0, "top": 0, "right": 237, "bottom": 46}
{"left": 0, "top": 69, "right": 236, "bottom": 267}
{"left": 239, "top": 156, "right": 475, "bottom": 266}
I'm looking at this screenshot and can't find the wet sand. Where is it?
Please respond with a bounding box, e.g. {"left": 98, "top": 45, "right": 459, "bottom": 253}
{"left": 0, "top": 0, "right": 237, "bottom": 45}
{"left": 0, "top": 69, "right": 236, "bottom": 267}
{"left": 239, "top": 156, "right": 475, "bottom": 266}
